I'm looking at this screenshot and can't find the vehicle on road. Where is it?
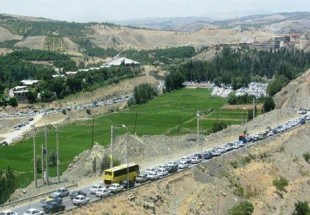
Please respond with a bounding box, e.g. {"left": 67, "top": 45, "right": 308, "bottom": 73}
{"left": 69, "top": 190, "right": 87, "bottom": 200}
{"left": 146, "top": 171, "right": 159, "bottom": 180}
{"left": 203, "top": 151, "right": 213, "bottom": 160}
{"left": 52, "top": 188, "right": 69, "bottom": 198}
{"left": 0, "top": 210, "right": 19, "bottom": 215}
{"left": 156, "top": 168, "right": 169, "bottom": 177}
{"left": 43, "top": 202, "right": 65, "bottom": 214}
{"left": 103, "top": 163, "right": 140, "bottom": 184}
{"left": 90, "top": 184, "right": 105, "bottom": 194}
{"left": 23, "top": 208, "right": 43, "bottom": 215}
{"left": 178, "top": 160, "right": 189, "bottom": 169}
{"left": 144, "top": 167, "right": 157, "bottom": 175}
{"left": 181, "top": 157, "right": 191, "bottom": 164}
{"left": 120, "top": 180, "right": 135, "bottom": 189}
{"left": 166, "top": 164, "right": 178, "bottom": 173}
{"left": 40, "top": 194, "right": 62, "bottom": 208}
{"left": 72, "top": 195, "right": 90, "bottom": 206}
{"left": 136, "top": 173, "right": 148, "bottom": 183}
{"left": 108, "top": 183, "right": 124, "bottom": 193}
{"left": 191, "top": 157, "right": 202, "bottom": 164}
{"left": 95, "top": 188, "right": 111, "bottom": 198}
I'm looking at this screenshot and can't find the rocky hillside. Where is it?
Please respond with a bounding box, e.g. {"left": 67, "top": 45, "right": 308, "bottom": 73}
{"left": 274, "top": 69, "right": 310, "bottom": 109}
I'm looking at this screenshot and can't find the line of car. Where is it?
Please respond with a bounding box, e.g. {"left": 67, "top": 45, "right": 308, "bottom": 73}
{"left": 3, "top": 112, "right": 309, "bottom": 215}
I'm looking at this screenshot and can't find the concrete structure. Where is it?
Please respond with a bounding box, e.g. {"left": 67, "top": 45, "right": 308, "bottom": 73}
{"left": 21, "top": 80, "right": 39, "bottom": 86}
{"left": 104, "top": 57, "right": 140, "bottom": 68}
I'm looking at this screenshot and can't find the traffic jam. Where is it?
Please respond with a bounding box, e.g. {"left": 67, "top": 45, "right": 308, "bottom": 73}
{"left": 2, "top": 112, "right": 310, "bottom": 215}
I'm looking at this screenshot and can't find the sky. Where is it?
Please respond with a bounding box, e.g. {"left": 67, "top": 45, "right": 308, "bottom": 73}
{"left": 0, "top": 0, "right": 309, "bottom": 22}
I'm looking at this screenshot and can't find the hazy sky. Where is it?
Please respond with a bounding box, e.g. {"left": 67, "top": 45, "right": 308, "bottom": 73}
{"left": 1, "top": 0, "right": 309, "bottom": 22}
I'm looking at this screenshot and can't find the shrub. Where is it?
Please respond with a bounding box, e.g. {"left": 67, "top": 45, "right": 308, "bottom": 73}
{"left": 228, "top": 201, "right": 254, "bottom": 215}
{"left": 293, "top": 201, "right": 310, "bottom": 215}
{"left": 273, "top": 176, "right": 289, "bottom": 192}
{"left": 303, "top": 153, "right": 310, "bottom": 163}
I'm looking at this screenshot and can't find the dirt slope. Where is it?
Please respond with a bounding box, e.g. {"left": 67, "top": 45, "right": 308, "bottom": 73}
{"left": 274, "top": 69, "right": 310, "bottom": 109}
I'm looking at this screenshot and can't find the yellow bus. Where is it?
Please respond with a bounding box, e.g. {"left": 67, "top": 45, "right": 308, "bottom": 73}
{"left": 103, "top": 163, "right": 140, "bottom": 184}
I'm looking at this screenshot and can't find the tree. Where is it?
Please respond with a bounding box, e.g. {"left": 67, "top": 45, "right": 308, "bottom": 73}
{"left": 8, "top": 97, "right": 18, "bottom": 107}
{"left": 293, "top": 201, "right": 310, "bottom": 215}
{"left": 303, "top": 153, "right": 310, "bottom": 163}
{"left": 273, "top": 176, "right": 289, "bottom": 192}
{"left": 133, "top": 83, "right": 157, "bottom": 104}
{"left": 263, "top": 97, "right": 275, "bottom": 113}
{"left": 228, "top": 201, "right": 254, "bottom": 215}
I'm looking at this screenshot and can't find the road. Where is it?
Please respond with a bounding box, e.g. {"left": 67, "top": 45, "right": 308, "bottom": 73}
{"left": 2, "top": 114, "right": 43, "bottom": 145}
{"left": 3, "top": 113, "right": 309, "bottom": 214}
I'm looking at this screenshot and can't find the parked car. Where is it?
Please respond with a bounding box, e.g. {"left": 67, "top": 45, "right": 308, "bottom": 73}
{"left": 108, "top": 183, "right": 124, "bottom": 193}
{"left": 178, "top": 160, "right": 189, "bottom": 169}
{"left": 136, "top": 173, "right": 148, "bottom": 183}
{"left": 95, "top": 188, "right": 111, "bottom": 198}
{"left": 120, "top": 180, "right": 135, "bottom": 189}
{"left": 156, "top": 168, "right": 168, "bottom": 177}
{"left": 52, "top": 187, "right": 69, "bottom": 198}
{"left": 146, "top": 171, "right": 159, "bottom": 180}
{"left": 72, "top": 195, "right": 90, "bottom": 206}
{"left": 167, "top": 161, "right": 178, "bottom": 168}
{"left": 23, "top": 208, "right": 43, "bottom": 215}
{"left": 70, "top": 190, "right": 87, "bottom": 200}
{"left": 0, "top": 210, "right": 18, "bottom": 215}
{"left": 43, "top": 202, "right": 65, "bottom": 214}
{"left": 90, "top": 184, "right": 105, "bottom": 194}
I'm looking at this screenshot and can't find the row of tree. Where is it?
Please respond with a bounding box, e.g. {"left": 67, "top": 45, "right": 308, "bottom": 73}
{"left": 164, "top": 47, "right": 310, "bottom": 95}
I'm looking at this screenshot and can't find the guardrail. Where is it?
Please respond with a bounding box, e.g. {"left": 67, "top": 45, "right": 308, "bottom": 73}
{"left": 1, "top": 183, "right": 78, "bottom": 210}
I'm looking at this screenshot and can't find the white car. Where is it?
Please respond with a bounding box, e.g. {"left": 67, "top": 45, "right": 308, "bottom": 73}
{"left": 108, "top": 183, "right": 124, "bottom": 193}
{"left": 145, "top": 168, "right": 157, "bottom": 175}
{"left": 23, "top": 208, "right": 43, "bottom": 215}
{"left": 95, "top": 188, "right": 111, "bottom": 198}
{"left": 156, "top": 168, "right": 168, "bottom": 177}
{"left": 190, "top": 157, "right": 202, "bottom": 164}
{"left": 52, "top": 187, "right": 69, "bottom": 197}
{"left": 72, "top": 195, "right": 90, "bottom": 206}
{"left": 178, "top": 160, "right": 189, "bottom": 169}
{"left": 181, "top": 156, "right": 191, "bottom": 164}
{"left": 90, "top": 184, "right": 105, "bottom": 194}
{"left": 146, "top": 171, "right": 159, "bottom": 180}
{"left": 1, "top": 210, "right": 19, "bottom": 215}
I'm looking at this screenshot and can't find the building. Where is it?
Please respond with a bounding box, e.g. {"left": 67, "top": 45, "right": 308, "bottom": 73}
{"left": 21, "top": 80, "right": 39, "bottom": 86}
{"left": 103, "top": 57, "right": 140, "bottom": 68}
{"left": 12, "top": 86, "right": 29, "bottom": 100}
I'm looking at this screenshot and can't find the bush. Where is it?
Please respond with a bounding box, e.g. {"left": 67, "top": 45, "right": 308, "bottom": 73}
{"left": 273, "top": 176, "right": 289, "bottom": 192}
{"left": 228, "top": 201, "right": 254, "bottom": 215}
{"left": 303, "top": 153, "right": 310, "bottom": 163}
{"left": 293, "top": 201, "right": 310, "bottom": 215}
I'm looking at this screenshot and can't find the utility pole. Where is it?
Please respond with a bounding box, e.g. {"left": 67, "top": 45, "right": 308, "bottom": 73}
{"left": 110, "top": 125, "right": 114, "bottom": 168}
{"left": 45, "top": 124, "right": 49, "bottom": 185}
{"left": 196, "top": 110, "right": 202, "bottom": 158}
{"left": 41, "top": 144, "right": 44, "bottom": 184}
{"left": 253, "top": 97, "right": 255, "bottom": 119}
{"left": 32, "top": 124, "right": 37, "bottom": 188}
{"left": 91, "top": 119, "right": 95, "bottom": 147}
{"left": 56, "top": 125, "right": 60, "bottom": 183}
{"left": 122, "top": 124, "right": 129, "bottom": 190}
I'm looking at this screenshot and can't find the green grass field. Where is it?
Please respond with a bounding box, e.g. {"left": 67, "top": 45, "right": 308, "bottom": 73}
{"left": 0, "top": 88, "right": 248, "bottom": 187}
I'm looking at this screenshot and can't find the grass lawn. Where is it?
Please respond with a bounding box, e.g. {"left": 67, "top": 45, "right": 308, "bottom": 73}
{"left": 0, "top": 88, "right": 251, "bottom": 187}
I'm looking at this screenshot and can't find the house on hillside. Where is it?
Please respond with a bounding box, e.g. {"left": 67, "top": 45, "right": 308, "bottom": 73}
{"left": 21, "top": 80, "right": 39, "bottom": 86}
{"left": 12, "top": 86, "right": 29, "bottom": 101}
{"left": 103, "top": 57, "right": 140, "bottom": 68}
